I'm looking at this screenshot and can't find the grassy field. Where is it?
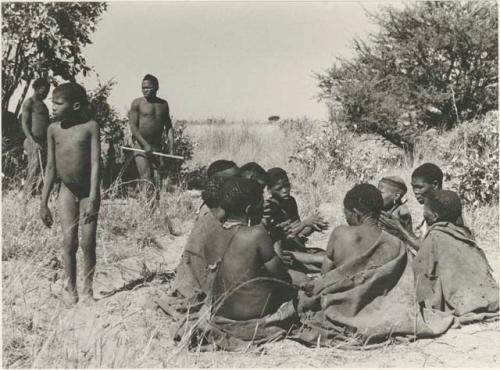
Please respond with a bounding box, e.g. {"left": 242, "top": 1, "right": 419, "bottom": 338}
{"left": 2, "top": 118, "right": 499, "bottom": 367}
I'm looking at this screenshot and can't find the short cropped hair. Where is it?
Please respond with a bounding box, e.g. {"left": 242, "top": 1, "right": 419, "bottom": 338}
{"left": 412, "top": 163, "right": 443, "bottom": 188}
{"left": 344, "top": 183, "right": 383, "bottom": 216}
{"left": 267, "top": 167, "right": 288, "bottom": 186}
{"left": 219, "top": 177, "right": 262, "bottom": 214}
{"left": 207, "top": 160, "right": 238, "bottom": 178}
{"left": 425, "top": 190, "right": 462, "bottom": 223}
{"left": 240, "top": 162, "right": 269, "bottom": 185}
{"left": 379, "top": 176, "right": 407, "bottom": 196}
{"left": 143, "top": 74, "right": 159, "bottom": 89}
{"left": 53, "top": 82, "right": 88, "bottom": 104}
{"left": 33, "top": 78, "right": 49, "bottom": 90}
{"left": 201, "top": 175, "right": 225, "bottom": 209}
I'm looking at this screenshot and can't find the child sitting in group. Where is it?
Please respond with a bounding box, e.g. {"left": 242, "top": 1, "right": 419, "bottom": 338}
{"left": 412, "top": 190, "right": 499, "bottom": 319}
{"left": 262, "top": 167, "right": 328, "bottom": 275}
{"left": 378, "top": 175, "right": 412, "bottom": 235}
{"left": 239, "top": 162, "right": 269, "bottom": 194}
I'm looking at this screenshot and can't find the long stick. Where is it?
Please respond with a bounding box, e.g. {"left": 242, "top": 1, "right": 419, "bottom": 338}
{"left": 119, "top": 146, "right": 184, "bottom": 160}
{"left": 37, "top": 148, "right": 45, "bottom": 184}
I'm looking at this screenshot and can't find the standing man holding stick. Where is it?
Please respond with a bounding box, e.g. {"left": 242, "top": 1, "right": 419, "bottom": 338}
{"left": 128, "top": 74, "right": 175, "bottom": 208}
{"left": 21, "top": 78, "right": 50, "bottom": 198}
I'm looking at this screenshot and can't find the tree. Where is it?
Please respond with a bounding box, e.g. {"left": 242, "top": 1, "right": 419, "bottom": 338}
{"left": 317, "top": 1, "right": 498, "bottom": 159}
{"left": 1, "top": 2, "right": 107, "bottom": 114}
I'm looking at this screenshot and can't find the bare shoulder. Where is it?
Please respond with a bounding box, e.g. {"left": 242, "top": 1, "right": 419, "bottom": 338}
{"left": 48, "top": 122, "right": 60, "bottom": 134}
{"left": 238, "top": 224, "right": 270, "bottom": 243}
{"left": 131, "top": 97, "right": 142, "bottom": 107}
{"left": 22, "top": 97, "right": 34, "bottom": 108}
{"left": 329, "top": 225, "right": 355, "bottom": 243}
{"left": 85, "top": 120, "right": 100, "bottom": 131}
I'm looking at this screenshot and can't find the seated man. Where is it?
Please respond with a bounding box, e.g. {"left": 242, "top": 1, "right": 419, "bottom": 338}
{"left": 213, "top": 177, "right": 297, "bottom": 320}
{"left": 377, "top": 175, "right": 412, "bottom": 235}
{"left": 413, "top": 190, "right": 499, "bottom": 321}
{"left": 296, "top": 184, "right": 454, "bottom": 345}
{"left": 263, "top": 167, "right": 328, "bottom": 275}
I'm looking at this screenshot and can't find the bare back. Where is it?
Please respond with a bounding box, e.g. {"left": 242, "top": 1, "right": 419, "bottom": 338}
{"left": 50, "top": 120, "right": 100, "bottom": 197}
{"left": 214, "top": 225, "right": 294, "bottom": 320}
{"left": 131, "top": 97, "right": 170, "bottom": 149}
{"left": 23, "top": 97, "right": 50, "bottom": 141}
{"left": 325, "top": 225, "right": 385, "bottom": 270}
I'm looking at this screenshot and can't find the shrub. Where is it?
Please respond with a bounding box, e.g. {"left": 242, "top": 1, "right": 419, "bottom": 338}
{"left": 441, "top": 111, "right": 498, "bottom": 206}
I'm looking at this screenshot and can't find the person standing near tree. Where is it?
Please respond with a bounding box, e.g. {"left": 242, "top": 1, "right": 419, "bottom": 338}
{"left": 128, "top": 74, "right": 174, "bottom": 207}
{"left": 21, "top": 78, "right": 50, "bottom": 197}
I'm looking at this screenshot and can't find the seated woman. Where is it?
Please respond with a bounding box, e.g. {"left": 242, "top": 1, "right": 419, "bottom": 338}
{"left": 413, "top": 190, "right": 499, "bottom": 322}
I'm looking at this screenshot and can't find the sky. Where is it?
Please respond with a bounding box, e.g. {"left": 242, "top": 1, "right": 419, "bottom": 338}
{"left": 15, "top": 1, "right": 407, "bottom": 121}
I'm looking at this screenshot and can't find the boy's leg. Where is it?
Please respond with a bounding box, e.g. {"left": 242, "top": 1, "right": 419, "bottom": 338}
{"left": 23, "top": 138, "right": 39, "bottom": 197}
{"left": 79, "top": 196, "right": 99, "bottom": 300}
{"left": 58, "top": 184, "right": 80, "bottom": 303}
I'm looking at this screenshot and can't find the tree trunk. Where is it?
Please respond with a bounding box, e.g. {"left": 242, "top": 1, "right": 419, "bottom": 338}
{"left": 14, "top": 78, "right": 32, "bottom": 117}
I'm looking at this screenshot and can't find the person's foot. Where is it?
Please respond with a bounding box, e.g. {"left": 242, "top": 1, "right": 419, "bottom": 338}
{"left": 80, "top": 293, "right": 97, "bottom": 305}
{"left": 53, "top": 288, "right": 79, "bottom": 308}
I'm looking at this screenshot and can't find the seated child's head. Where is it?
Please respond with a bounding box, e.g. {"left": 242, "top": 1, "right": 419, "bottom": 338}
{"left": 52, "top": 82, "right": 88, "bottom": 120}
{"left": 33, "top": 78, "right": 50, "bottom": 99}
{"left": 411, "top": 163, "right": 443, "bottom": 204}
{"left": 343, "top": 183, "right": 383, "bottom": 226}
{"left": 219, "top": 177, "right": 264, "bottom": 225}
{"left": 423, "top": 190, "right": 462, "bottom": 226}
{"left": 267, "top": 167, "right": 291, "bottom": 200}
{"left": 207, "top": 160, "right": 240, "bottom": 179}
{"left": 378, "top": 176, "right": 407, "bottom": 210}
{"left": 201, "top": 176, "right": 226, "bottom": 210}
{"left": 240, "top": 162, "right": 269, "bottom": 192}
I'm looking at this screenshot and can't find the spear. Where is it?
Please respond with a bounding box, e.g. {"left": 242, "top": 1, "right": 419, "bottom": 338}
{"left": 119, "top": 146, "right": 184, "bottom": 160}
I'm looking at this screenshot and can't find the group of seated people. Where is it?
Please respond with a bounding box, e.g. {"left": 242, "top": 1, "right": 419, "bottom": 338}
{"left": 160, "top": 160, "right": 499, "bottom": 350}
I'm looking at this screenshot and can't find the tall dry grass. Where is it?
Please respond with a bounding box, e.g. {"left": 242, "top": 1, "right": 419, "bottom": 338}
{"left": 2, "top": 116, "right": 498, "bottom": 367}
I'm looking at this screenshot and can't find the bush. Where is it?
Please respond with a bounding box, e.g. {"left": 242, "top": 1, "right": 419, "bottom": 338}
{"left": 317, "top": 1, "right": 498, "bottom": 156}
{"left": 441, "top": 111, "right": 498, "bottom": 206}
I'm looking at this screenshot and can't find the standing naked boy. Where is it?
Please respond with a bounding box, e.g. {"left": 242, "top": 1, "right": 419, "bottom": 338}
{"left": 129, "top": 74, "right": 174, "bottom": 206}
{"left": 21, "top": 78, "right": 50, "bottom": 197}
{"left": 40, "top": 83, "right": 101, "bottom": 306}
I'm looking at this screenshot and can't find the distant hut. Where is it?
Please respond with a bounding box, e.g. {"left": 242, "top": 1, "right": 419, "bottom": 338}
{"left": 268, "top": 115, "right": 280, "bottom": 123}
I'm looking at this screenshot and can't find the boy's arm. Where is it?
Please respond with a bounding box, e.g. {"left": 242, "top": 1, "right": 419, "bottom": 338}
{"left": 128, "top": 100, "right": 151, "bottom": 152}
{"left": 84, "top": 121, "right": 101, "bottom": 223}
{"left": 40, "top": 127, "right": 56, "bottom": 226}
{"left": 380, "top": 212, "right": 421, "bottom": 251}
{"left": 88, "top": 121, "right": 101, "bottom": 201}
{"left": 21, "top": 99, "right": 36, "bottom": 144}
{"left": 321, "top": 227, "right": 341, "bottom": 274}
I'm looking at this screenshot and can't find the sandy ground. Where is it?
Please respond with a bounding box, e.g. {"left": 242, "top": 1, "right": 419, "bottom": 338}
{"left": 3, "top": 218, "right": 499, "bottom": 368}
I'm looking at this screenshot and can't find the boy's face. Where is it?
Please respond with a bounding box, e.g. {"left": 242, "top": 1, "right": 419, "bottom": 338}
{"left": 52, "top": 93, "right": 74, "bottom": 120}
{"left": 142, "top": 80, "right": 157, "bottom": 99}
{"left": 411, "top": 176, "right": 437, "bottom": 204}
{"left": 35, "top": 85, "right": 49, "bottom": 100}
{"left": 378, "top": 182, "right": 399, "bottom": 209}
{"left": 423, "top": 203, "right": 438, "bottom": 225}
{"left": 270, "top": 177, "right": 291, "bottom": 200}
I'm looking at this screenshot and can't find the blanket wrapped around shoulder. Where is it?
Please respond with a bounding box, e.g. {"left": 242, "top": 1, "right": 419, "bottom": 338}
{"left": 294, "top": 231, "right": 454, "bottom": 346}
{"left": 412, "top": 222, "right": 499, "bottom": 323}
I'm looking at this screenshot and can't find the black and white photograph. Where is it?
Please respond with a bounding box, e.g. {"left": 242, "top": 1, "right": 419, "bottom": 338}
{"left": 1, "top": 0, "right": 499, "bottom": 367}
